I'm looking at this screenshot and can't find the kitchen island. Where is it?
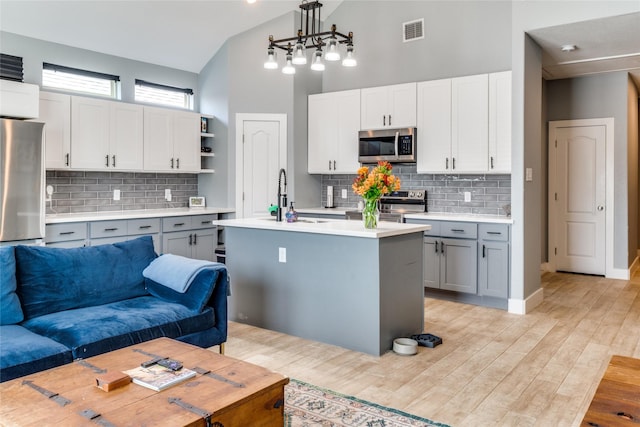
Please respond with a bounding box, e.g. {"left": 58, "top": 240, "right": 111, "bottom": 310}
{"left": 212, "top": 217, "right": 430, "bottom": 356}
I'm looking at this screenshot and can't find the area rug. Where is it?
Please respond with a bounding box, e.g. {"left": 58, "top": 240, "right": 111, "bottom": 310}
{"left": 284, "top": 379, "right": 451, "bottom": 427}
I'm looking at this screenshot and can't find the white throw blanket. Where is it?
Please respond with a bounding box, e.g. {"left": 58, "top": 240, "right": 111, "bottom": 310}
{"left": 142, "top": 254, "right": 219, "bottom": 293}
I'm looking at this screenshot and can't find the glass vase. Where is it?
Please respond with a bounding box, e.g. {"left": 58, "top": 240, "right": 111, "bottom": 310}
{"left": 362, "top": 198, "right": 380, "bottom": 229}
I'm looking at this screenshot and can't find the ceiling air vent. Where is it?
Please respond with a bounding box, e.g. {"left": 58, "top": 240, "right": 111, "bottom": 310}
{"left": 403, "top": 19, "right": 424, "bottom": 43}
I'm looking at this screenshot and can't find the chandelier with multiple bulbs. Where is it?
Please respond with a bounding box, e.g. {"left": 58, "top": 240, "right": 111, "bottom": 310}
{"left": 263, "top": 0, "right": 356, "bottom": 74}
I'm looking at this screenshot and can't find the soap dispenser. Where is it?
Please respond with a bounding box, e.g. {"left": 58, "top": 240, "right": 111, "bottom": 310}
{"left": 285, "top": 202, "right": 298, "bottom": 223}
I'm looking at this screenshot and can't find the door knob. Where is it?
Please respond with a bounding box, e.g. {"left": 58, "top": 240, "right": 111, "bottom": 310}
{"left": 597, "top": 205, "right": 605, "bottom": 211}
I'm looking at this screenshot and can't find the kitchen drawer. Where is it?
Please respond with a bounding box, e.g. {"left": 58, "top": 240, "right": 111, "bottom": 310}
{"left": 90, "top": 220, "right": 128, "bottom": 239}
{"left": 479, "top": 224, "right": 509, "bottom": 241}
{"left": 440, "top": 221, "right": 477, "bottom": 239}
{"left": 45, "top": 222, "right": 87, "bottom": 243}
{"left": 422, "top": 221, "right": 441, "bottom": 236}
{"left": 190, "top": 214, "right": 217, "bottom": 230}
{"left": 162, "top": 216, "right": 192, "bottom": 232}
{"left": 128, "top": 218, "right": 160, "bottom": 235}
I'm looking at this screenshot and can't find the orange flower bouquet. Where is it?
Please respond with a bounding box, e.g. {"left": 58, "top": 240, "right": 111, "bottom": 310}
{"left": 352, "top": 161, "right": 400, "bottom": 228}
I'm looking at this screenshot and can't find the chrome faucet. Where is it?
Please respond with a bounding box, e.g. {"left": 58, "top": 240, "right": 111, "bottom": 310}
{"left": 276, "top": 168, "right": 287, "bottom": 222}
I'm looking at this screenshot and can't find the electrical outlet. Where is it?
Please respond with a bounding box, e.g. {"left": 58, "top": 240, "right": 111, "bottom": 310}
{"left": 113, "top": 189, "right": 121, "bottom": 201}
{"left": 165, "top": 189, "right": 172, "bottom": 202}
{"left": 464, "top": 191, "right": 471, "bottom": 202}
{"left": 341, "top": 189, "right": 347, "bottom": 199}
{"left": 279, "top": 247, "right": 286, "bottom": 263}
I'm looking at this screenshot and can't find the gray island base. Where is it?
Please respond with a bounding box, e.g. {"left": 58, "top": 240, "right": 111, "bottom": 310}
{"left": 214, "top": 218, "right": 430, "bottom": 356}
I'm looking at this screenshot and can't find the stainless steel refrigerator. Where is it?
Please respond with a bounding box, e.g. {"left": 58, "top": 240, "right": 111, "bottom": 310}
{"left": 0, "top": 118, "right": 45, "bottom": 243}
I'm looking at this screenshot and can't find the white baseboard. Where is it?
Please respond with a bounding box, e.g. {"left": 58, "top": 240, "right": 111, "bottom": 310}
{"left": 508, "top": 287, "right": 544, "bottom": 315}
{"left": 607, "top": 267, "right": 630, "bottom": 280}
{"left": 540, "top": 262, "right": 553, "bottom": 272}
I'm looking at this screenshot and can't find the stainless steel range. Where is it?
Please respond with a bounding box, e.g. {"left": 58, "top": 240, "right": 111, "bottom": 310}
{"left": 345, "top": 190, "right": 427, "bottom": 223}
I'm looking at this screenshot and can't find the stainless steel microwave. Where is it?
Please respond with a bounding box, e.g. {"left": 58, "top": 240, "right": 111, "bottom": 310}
{"left": 358, "top": 128, "right": 416, "bottom": 163}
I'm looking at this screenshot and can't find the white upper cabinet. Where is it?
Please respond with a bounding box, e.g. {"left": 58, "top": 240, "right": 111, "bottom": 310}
{"left": 416, "top": 78, "right": 452, "bottom": 173}
{"left": 143, "top": 106, "right": 200, "bottom": 172}
{"left": 38, "top": 91, "right": 71, "bottom": 169}
{"left": 308, "top": 89, "right": 361, "bottom": 174}
{"left": 418, "top": 73, "right": 506, "bottom": 174}
{"left": 451, "top": 74, "right": 489, "bottom": 173}
{"left": 488, "top": 71, "right": 512, "bottom": 173}
{"left": 71, "top": 97, "right": 143, "bottom": 170}
{"left": 360, "top": 83, "right": 416, "bottom": 130}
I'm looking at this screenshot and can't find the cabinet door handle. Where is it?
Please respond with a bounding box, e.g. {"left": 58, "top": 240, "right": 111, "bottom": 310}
{"left": 193, "top": 233, "right": 197, "bottom": 245}
{"left": 201, "top": 220, "right": 210, "bottom": 225}
{"left": 490, "top": 156, "right": 494, "bottom": 169}
{"left": 65, "top": 153, "right": 70, "bottom": 166}
{"left": 189, "top": 234, "right": 193, "bottom": 245}
{"left": 487, "top": 231, "right": 502, "bottom": 235}
{"left": 388, "top": 115, "right": 392, "bottom": 126}
{"left": 139, "top": 225, "right": 152, "bottom": 229}
{"left": 105, "top": 155, "right": 109, "bottom": 167}
{"left": 333, "top": 160, "right": 336, "bottom": 170}
{"left": 171, "top": 158, "right": 174, "bottom": 169}
{"left": 383, "top": 115, "right": 386, "bottom": 126}
{"left": 173, "top": 223, "right": 185, "bottom": 227}
{"left": 112, "top": 155, "right": 116, "bottom": 167}
{"left": 451, "top": 229, "right": 465, "bottom": 233}
{"left": 452, "top": 157, "right": 456, "bottom": 170}
{"left": 482, "top": 244, "right": 486, "bottom": 258}
{"left": 59, "top": 231, "right": 75, "bottom": 235}
{"left": 176, "top": 158, "right": 180, "bottom": 169}
{"left": 104, "top": 228, "right": 118, "bottom": 232}
{"left": 328, "top": 160, "right": 332, "bottom": 170}
{"left": 434, "top": 241, "right": 438, "bottom": 253}
{"left": 445, "top": 158, "right": 449, "bottom": 169}
{"left": 440, "top": 241, "right": 445, "bottom": 254}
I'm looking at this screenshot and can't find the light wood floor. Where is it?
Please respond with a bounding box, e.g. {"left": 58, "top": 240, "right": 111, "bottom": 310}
{"left": 224, "top": 269, "right": 640, "bottom": 426}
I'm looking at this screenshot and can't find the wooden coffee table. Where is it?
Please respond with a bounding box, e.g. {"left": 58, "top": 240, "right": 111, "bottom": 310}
{"left": 0, "top": 338, "right": 289, "bottom": 426}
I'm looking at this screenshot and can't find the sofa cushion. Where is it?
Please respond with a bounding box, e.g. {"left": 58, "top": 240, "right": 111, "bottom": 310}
{"left": 15, "top": 236, "right": 157, "bottom": 319}
{"left": 0, "top": 325, "right": 73, "bottom": 382}
{"left": 0, "top": 246, "right": 23, "bottom": 325}
{"left": 145, "top": 267, "right": 222, "bottom": 312}
{"left": 22, "top": 296, "right": 215, "bottom": 359}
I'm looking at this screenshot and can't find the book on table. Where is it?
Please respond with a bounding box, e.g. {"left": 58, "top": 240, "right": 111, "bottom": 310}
{"left": 124, "top": 364, "right": 196, "bottom": 391}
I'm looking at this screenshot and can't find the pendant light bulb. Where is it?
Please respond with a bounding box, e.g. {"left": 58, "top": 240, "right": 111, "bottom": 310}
{"left": 264, "top": 47, "right": 278, "bottom": 69}
{"left": 342, "top": 45, "right": 357, "bottom": 67}
{"left": 324, "top": 37, "right": 341, "bottom": 61}
{"left": 310, "top": 49, "right": 325, "bottom": 71}
{"left": 282, "top": 52, "right": 296, "bottom": 74}
{"left": 292, "top": 42, "right": 307, "bottom": 65}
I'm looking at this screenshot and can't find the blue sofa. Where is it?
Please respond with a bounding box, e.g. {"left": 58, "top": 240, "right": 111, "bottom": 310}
{"left": 0, "top": 236, "right": 228, "bottom": 383}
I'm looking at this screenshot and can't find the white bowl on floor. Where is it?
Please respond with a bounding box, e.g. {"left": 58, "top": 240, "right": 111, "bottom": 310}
{"left": 393, "top": 338, "right": 418, "bottom": 355}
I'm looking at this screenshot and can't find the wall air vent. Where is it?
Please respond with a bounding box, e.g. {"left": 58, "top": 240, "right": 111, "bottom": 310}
{"left": 403, "top": 18, "right": 424, "bottom": 43}
{"left": 0, "top": 54, "right": 24, "bottom": 82}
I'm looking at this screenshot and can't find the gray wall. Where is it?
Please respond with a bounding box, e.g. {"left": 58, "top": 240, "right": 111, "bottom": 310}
{"left": 197, "top": 12, "right": 322, "bottom": 211}
{"left": 546, "top": 72, "right": 637, "bottom": 270}
{"left": 322, "top": 1, "right": 512, "bottom": 91}
{"left": 0, "top": 31, "right": 197, "bottom": 105}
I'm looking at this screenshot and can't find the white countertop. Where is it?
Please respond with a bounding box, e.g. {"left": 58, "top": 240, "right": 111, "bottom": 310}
{"left": 212, "top": 217, "right": 430, "bottom": 239}
{"left": 46, "top": 207, "right": 235, "bottom": 224}
{"left": 404, "top": 212, "right": 513, "bottom": 224}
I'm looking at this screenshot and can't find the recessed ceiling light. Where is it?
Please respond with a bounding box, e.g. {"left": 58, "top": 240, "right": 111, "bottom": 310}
{"left": 561, "top": 44, "right": 577, "bottom": 52}
{"left": 247, "top": 0, "right": 256, "bottom": 3}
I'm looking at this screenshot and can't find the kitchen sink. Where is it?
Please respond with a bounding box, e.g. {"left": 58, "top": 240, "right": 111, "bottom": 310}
{"left": 258, "top": 217, "right": 327, "bottom": 224}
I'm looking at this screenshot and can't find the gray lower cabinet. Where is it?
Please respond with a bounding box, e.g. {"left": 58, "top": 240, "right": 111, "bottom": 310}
{"left": 422, "top": 221, "right": 478, "bottom": 294}
{"left": 408, "top": 218, "right": 511, "bottom": 308}
{"left": 45, "top": 222, "right": 87, "bottom": 248}
{"left": 478, "top": 224, "right": 509, "bottom": 298}
{"left": 89, "top": 218, "right": 161, "bottom": 252}
{"left": 161, "top": 215, "right": 217, "bottom": 261}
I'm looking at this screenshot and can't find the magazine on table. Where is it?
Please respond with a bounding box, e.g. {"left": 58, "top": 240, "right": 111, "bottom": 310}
{"left": 124, "top": 364, "right": 196, "bottom": 391}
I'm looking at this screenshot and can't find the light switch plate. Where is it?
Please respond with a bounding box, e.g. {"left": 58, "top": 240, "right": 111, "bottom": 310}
{"left": 165, "top": 189, "right": 172, "bottom": 201}
{"left": 464, "top": 191, "right": 471, "bottom": 202}
{"left": 279, "top": 247, "right": 286, "bottom": 263}
{"left": 113, "top": 189, "right": 120, "bottom": 201}
{"left": 526, "top": 168, "right": 533, "bottom": 182}
{"left": 341, "top": 189, "right": 347, "bottom": 199}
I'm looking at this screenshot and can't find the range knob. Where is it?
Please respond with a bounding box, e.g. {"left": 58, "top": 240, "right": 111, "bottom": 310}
{"left": 408, "top": 191, "right": 414, "bottom": 198}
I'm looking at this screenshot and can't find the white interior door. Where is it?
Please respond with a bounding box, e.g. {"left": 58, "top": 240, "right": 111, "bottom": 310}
{"left": 236, "top": 114, "right": 287, "bottom": 218}
{"left": 550, "top": 124, "right": 606, "bottom": 275}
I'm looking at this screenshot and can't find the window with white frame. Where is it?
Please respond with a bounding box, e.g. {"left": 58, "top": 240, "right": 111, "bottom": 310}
{"left": 134, "top": 79, "right": 193, "bottom": 110}
{"left": 42, "top": 63, "right": 120, "bottom": 98}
